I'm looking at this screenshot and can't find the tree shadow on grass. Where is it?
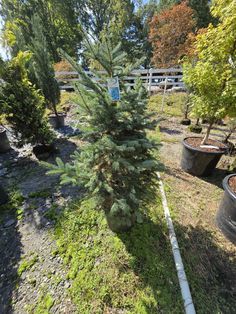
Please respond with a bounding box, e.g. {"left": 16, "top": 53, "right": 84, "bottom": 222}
{"left": 118, "top": 216, "right": 236, "bottom": 314}
{"left": 200, "top": 168, "right": 231, "bottom": 189}
{"left": 159, "top": 126, "right": 182, "bottom": 135}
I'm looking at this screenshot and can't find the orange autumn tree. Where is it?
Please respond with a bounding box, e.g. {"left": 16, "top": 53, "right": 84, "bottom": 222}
{"left": 149, "top": 1, "right": 196, "bottom": 68}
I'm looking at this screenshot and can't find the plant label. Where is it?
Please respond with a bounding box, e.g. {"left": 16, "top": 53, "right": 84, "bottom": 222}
{"left": 107, "top": 77, "right": 120, "bottom": 101}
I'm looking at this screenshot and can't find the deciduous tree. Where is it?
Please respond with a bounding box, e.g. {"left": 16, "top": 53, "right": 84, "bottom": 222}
{"left": 149, "top": 1, "right": 196, "bottom": 67}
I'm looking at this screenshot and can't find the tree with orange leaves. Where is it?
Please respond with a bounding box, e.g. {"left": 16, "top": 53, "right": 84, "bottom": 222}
{"left": 149, "top": 1, "right": 196, "bottom": 68}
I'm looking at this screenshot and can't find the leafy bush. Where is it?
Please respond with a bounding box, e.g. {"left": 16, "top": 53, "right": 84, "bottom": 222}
{"left": 0, "top": 51, "right": 54, "bottom": 146}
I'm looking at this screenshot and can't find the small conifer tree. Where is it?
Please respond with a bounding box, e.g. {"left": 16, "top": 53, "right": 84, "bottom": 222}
{"left": 46, "top": 37, "right": 158, "bottom": 232}
{"left": 0, "top": 51, "right": 54, "bottom": 146}
{"left": 29, "top": 14, "right": 60, "bottom": 116}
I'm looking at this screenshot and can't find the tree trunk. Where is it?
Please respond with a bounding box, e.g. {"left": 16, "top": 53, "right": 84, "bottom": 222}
{"left": 201, "top": 121, "right": 214, "bottom": 145}
{"left": 52, "top": 103, "right": 58, "bottom": 116}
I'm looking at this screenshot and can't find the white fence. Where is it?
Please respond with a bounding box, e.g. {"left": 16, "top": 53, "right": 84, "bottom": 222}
{"left": 55, "top": 68, "right": 185, "bottom": 93}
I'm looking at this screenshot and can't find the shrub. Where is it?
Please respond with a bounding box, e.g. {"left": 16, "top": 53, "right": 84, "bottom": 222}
{"left": 0, "top": 51, "right": 54, "bottom": 146}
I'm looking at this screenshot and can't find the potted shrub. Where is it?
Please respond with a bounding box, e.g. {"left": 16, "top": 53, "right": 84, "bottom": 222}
{"left": 0, "top": 51, "right": 55, "bottom": 159}
{"left": 181, "top": 1, "right": 236, "bottom": 176}
{"left": 45, "top": 36, "right": 158, "bottom": 233}
{"left": 29, "top": 14, "right": 64, "bottom": 129}
{"left": 217, "top": 174, "right": 236, "bottom": 244}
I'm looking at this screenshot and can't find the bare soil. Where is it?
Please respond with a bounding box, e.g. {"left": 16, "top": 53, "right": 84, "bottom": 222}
{"left": 184, "top": 137, "right": 227, "bottom": 153}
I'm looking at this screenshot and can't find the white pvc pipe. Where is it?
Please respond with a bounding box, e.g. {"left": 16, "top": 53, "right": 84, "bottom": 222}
{"left": 157, "top": 172, "right": 196, "bottom": 314}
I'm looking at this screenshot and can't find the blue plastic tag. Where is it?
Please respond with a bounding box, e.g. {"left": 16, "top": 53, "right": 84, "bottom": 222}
{"left": 107, "top": 77, "right": 120, "bottom": 101}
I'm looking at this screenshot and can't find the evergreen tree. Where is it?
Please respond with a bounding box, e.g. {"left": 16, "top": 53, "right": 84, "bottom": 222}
{"left": 29, "top": 14, "right": 60, "bottom": 116}
{"left": 0, "top": 51, "right": 54, "bottom": 146}
{"left": 46, "top": 36, "right": 159, "bottom": 232}
{"left": 1, "top": 0, "right": 82, "bottom": 62}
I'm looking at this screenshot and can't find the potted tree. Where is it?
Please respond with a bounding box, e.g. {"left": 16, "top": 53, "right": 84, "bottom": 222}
{"left": 181, "top": 1, "right": 236, "bottom": 176}
{"left": 45, "top": 36, "right": 158, "bottom": 232}
{"left": 29, "top": 15, "right": 64, "bottom": 129}
{"left": 0, "top": 51, "right": 55, "bottom": 159}
{"left": 217, "top": 174, "right": 236, "bottom": 244}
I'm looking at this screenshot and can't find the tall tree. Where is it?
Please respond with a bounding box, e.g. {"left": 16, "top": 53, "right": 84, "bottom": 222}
{"left": 188, "top": 0, "right": 215, "bottom": 28}
{"left": 134, "top": 0, "right": 159, "bottom": 67}
{"left": 79, "top": 0, "right": 142, "bottom": 62}
{"left": 157, "top": 0, "right": 215, "bottom": 29}
{"left": 149, "top": 1, "right": 196, "bottom": 67}
{"left": 0, "top": 0, "right": 82, "bottom": 61}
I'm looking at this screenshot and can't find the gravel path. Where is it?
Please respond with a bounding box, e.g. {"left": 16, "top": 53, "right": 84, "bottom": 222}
{"left": 0, "top": 118, "right": 81, "bottom": 313}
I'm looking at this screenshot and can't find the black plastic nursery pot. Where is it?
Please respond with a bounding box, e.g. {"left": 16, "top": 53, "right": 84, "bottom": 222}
{"left": 0, "top": 126, "right": 11, "bottom": 153}
{"left": 217, "top": 174, "right": 236, "bottom": 245}
{"left": 189, "top": 124, "right": 202, "bottom": 134}
{"left": 180, "top": 118, "right": 191, "bottom": 126}
{"left": 32, "top": 143, "right": 57, "bottom": 160}
{"left": 0, "top": 184, "right": 8, "bottom": 205}
{"left": 181, "top": 137, "right": 227, "bottom": 177}
{"left": 48, "top": 113, "right": 66, "bottom": 129}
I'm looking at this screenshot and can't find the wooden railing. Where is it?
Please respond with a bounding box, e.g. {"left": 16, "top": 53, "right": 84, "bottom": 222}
{"left": 55, "top": 68, "right": 185, "bottom": 92}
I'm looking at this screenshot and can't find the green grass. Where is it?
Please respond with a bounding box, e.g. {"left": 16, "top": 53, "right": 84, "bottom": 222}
{"left": 148, "top": 93, "right": 187, "bottom": 118}
{"left": 53, "top": 197, "right": 182, "bottom": 314}
{"left": 17, "top": 254, "right": 39, "bottom": 276}
{"left": 33, "top": 293, "right": 54, "bottom": 314}
{"left": 0, "top": 189, "right": 25, "bottom": 224}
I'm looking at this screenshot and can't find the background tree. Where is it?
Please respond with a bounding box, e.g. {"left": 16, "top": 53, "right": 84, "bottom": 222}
{"left": 183, "top": 0, "right": 236, "bottom": 144}
{"left": 46, "top": 36, "right": 158, "bottom": 232}
{"left": 0, "top": 0, "right": 82, "bottom": 62}
{"left": 134, "top": 0, "right": 159, "bottom": 67}
{"left": 157, "top": 0, "right": 215, "bottom": 29}
{"left": 149, "top": 1, "right": 196, "bottom": 67}
{"left": 0, "top": 51, "right": 54, "bottom": 146}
